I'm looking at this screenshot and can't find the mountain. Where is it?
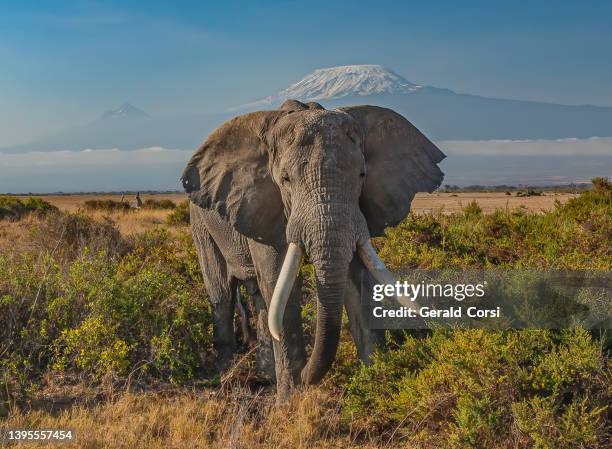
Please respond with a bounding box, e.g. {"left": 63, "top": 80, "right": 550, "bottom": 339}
{"left": 237, "top": 65, "right": 612, "bottom": 141}
{"left": 99, "top": 103, "right": 150, "bottom": 120}
{"left": 241, "top": 65, "right": 429, "bottom": 108}
{"left": 1, "top": 103, "right": 231, "bottom": 153}
{"left": 3, "top": 66, "right": 612, "bottom": 154}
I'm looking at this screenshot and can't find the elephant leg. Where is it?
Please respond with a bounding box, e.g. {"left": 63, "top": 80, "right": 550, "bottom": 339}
{"left": 211, "top": 290, "right": 238, "bottom": 371}
{"left": 253, "top": 290, "right": 275, "bottom": 381}
{"left": 248, "top": 240, "right": 307, "bottom": 400}
{"left": 344, "top": 256, "right": 386, "bottom": 364}
{"left": 235, "top": 285, "right": 256, "bottom": 347}
{"left": 258, "top": 275, "right": 306, "bottom": 400}
{"left": 242, "top": 280, "right": 274, "bottom": 379}
{"left": 192, "top": 225, "right": 237, "bottom": 371}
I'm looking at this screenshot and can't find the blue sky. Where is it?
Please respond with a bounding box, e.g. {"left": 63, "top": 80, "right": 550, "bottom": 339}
{"left": 1, "top": 0, "right": 611, "bottom": 147}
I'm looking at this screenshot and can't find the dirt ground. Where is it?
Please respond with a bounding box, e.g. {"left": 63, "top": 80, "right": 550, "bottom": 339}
{"left": 411, "top": 191, "right": 578, "bottom": 214}
{"left": 15, "top": 191, "right": 578, "bottom": 215}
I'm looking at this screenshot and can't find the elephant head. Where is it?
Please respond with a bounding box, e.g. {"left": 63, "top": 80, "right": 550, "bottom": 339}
{"left": 182, "top": 100, "right": 444, "bottom": 384}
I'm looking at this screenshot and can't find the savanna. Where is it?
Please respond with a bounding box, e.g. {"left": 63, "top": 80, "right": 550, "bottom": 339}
{"left": 1, "top": 181, "right": 610, "bottom": 448}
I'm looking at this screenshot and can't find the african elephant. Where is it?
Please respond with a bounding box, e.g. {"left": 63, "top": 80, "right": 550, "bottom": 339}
{"left": 181, "top": 99, "right": 444, "bottom": 398}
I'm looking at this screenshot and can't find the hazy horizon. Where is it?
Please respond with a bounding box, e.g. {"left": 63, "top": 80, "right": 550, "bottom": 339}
{"left": 1, "top": 138, "right": 610, "bottom": 194}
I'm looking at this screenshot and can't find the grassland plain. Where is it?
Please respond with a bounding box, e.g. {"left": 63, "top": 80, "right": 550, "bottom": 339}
{"left": 0, "top": 180, "right": 610, "bottom": 448}
{"left": 12, "top": 191, "right": 580, "bottom": 215}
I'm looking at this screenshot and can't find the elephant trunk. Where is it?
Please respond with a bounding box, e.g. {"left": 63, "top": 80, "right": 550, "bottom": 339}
{"left": 267, "top": 242, "right": 349, "bottom": 385}
{"left": 268, "top": 211, "right": 400, "bottom": 385}
{"left": 300, "top": 243, "right": 352, "bottom": 385}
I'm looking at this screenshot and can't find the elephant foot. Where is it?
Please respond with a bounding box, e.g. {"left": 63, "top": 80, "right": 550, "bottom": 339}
{"left": 214, "top": 347, "right": 235, "bottom": 373}
{"left": 274, "top": 378, "right": 302, "bottom": 406}
{"left": 256, "top": 342, "right": 276, "bottom": 381}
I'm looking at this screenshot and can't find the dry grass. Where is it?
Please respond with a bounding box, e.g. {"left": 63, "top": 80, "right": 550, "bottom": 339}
{"left": 11, "top": 192, "right": 577, "bottom": 218}
{"left": 13, "top": 194, "right": 187, "bottom": 213}
{"left": 86, "top": 209, "right": 171, "bottom": 235}
{"left": 3, "top": 387, "right": 379, "bottom": 449}
{"left": 411, "top": 192, "right": 578, "bottom": 214}
{"left": 11, "top": 193, "right": 184, "bottom": 235}
{"left": 0, "top": 210, "right": 169, "bottom": 257}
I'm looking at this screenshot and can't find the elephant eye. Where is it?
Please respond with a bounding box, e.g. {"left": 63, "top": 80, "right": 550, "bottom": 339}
{"left": 282, "top": 173, "right": 290, "bottom": 183}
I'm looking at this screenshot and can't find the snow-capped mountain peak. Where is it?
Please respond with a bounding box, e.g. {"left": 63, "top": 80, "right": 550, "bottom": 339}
{"left": 279, "top": 65, "right": 422, "bottom": 100}
{"left": 237, "top": 65, "right": 425, "bottom": 110}
{"left": 100, "top": 103, "right": 150, "bottom": 120}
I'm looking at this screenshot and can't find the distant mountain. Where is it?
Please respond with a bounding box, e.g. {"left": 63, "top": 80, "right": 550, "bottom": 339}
{"left": 99, "top": 103, "right": 150, "bottom": 120}
{"left": 3, "top": 67, "right": 612, "bottom": 154}
{"left": 1, "top": 103, "right": 231, "bottom": 153}
{"left": 237, "top": 65, "right": 612, "bottom": 141}
{"left": 240, "top": 65, "right": 429, "bottom": 108}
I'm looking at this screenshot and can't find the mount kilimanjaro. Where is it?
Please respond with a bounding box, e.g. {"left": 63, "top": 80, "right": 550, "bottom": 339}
{"left": 3, "top": 65, "right": 612, "bottom": 153}
{"left": 238, "top": 65, "right": 612, "bottom": 141}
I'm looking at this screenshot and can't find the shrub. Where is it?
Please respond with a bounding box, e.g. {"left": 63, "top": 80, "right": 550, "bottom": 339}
{"left": 463, "top": 200, "right": 482, "bottom": 217}
{"left": 30, "top": 211, "right": 130, "bottom": 259}
{"left": 166, "top": 200, "right": 190, "bottom": 225}
{"left": 141, "top": 198, "right": 176, "bottom": 210}
{"left": 0, "top": 223, "right": 212, "bottom": 404}
{"left": 378, "top": 178, "right": 611, "bottom": 269}
{"left": 83, "top": 199, "right": 132, "bottom": 212}
{"left": 0, "top": 196, "right": 57, "bottom": 220}
{"left": 561, "top": 177, "right": 611, "bottom": 224}
{"left": 343, "top": 329, "right": 610, "bottom": 448}
{"left": 517, "top": 189, "right": 542, "bottom": 197}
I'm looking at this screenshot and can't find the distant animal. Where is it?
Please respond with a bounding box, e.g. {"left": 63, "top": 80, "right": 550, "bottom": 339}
{"left": 135, "top": 192, "right": 142, "bottom": 209}
{"left": 182, "top": 99, "right": 445, "bottom": 399}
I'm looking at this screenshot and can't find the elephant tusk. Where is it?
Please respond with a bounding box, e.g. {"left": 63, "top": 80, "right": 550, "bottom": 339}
{"left": 268, "top": 243, "right": 304, "bottom": 341}
{"left": 357, "top": 239, "right": 414, "bottom": 309}
{"left": 357, "top": 239, "right": 396, "bottom": 286}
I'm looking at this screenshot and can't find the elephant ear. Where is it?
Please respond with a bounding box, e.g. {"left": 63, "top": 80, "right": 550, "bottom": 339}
{"left": 339, "top": 106, "right": 445, "bottom": 237}
{"left": 181, "top": 111, "right": 284, "bottom": 244}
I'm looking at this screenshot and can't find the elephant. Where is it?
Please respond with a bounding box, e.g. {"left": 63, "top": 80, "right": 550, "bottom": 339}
{"left": 181, "top": 99, "right": 445, "bottom": 398}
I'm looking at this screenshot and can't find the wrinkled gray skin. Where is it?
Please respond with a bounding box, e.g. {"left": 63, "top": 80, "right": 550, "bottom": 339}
{"left": 182, "top": 100, "right": 445, "bottom": 399}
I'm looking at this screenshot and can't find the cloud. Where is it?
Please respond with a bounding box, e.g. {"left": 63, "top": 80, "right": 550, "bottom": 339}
{"left": 0, "top": 147, "right": 192, "bottom": 193}
{"left": 438, "top": 137, "right": 612, "bottom": 186}
{"left": 0, "top": 147, "right": 189, "bottom": 167}
{"left": 438, "top": 137, "right": 612, "bottom": 156}
{"left": 1, "top": 138, "right": 611, "bottom": 193}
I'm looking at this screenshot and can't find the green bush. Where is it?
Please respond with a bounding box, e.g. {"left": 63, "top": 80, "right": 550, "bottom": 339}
{"left": 343, "top": 329, "right": 610, "bottom": 448}
{"left": 463, "top": 200, "right": 482, "bottom": 218}
{"left": 0, "top": 216, "right": 212, "bottom": 404}
{"left": 166, "top": 200, "right": 190, "bottom": 225}
{"left": 378, "top": 179, "right": 611, "bottom": 269}
{"left": 0, "top": 196, "right": 57, "bottom": 220}
{"left": 561, "top": 177, "right": 611, "bottom": 224}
